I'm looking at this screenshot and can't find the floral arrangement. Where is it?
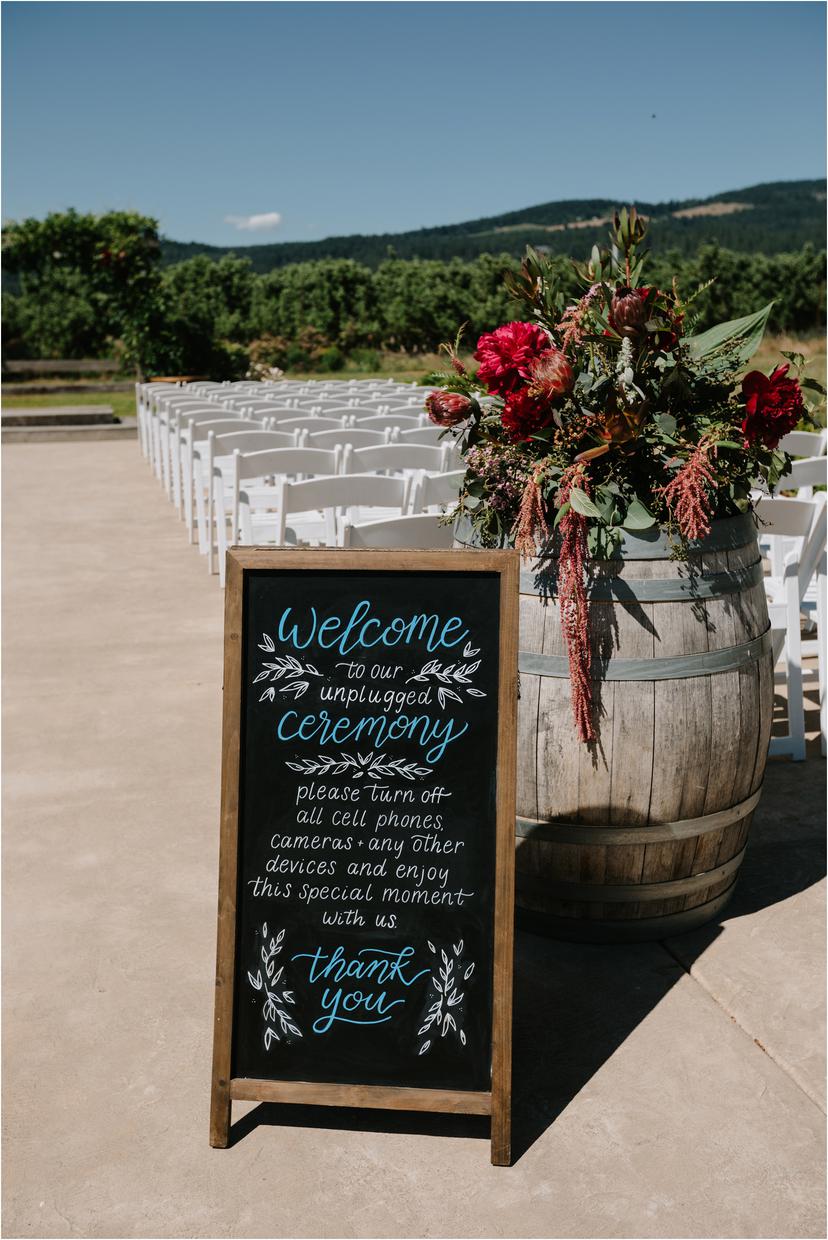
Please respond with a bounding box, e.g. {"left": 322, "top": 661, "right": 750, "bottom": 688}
{"left": 424, "top": 210, "right": 825, "bottom": 741}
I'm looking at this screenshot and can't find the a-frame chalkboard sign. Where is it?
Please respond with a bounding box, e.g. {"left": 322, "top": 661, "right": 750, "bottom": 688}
{"left": 210, "top": 547, "right": 518, "bottom": 1165}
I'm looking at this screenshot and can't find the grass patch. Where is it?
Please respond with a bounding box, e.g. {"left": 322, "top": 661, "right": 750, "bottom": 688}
{"left": 1, "top": 390, "right": 138, "bottom": 421}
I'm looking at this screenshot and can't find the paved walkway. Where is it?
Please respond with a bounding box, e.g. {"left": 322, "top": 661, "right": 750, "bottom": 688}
{"left": 3, "top": 441, "right": 825, "bottom": 1239}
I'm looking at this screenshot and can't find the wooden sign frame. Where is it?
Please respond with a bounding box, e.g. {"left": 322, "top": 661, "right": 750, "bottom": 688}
{"left": 210, "top": 547, "right": 519, "bottom": 1165}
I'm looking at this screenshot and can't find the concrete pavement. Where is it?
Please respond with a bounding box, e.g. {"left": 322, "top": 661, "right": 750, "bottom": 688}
{"left": 2, "top": 441, "right": 825, "bottom": 1239}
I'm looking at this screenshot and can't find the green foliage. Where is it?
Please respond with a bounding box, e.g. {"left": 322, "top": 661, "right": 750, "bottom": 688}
{"left": 685, "top": 301, "right": 774, "bottom": 372}
{"left": 2, "top": 209, "right": 164, "bottom": 375}
{"left": 3, "top": 208, "right": 825, "bottom": 378}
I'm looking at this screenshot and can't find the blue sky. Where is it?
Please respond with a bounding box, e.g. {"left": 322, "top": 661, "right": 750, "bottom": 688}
{"left": 3, "top": 1, "right": 825, "bottom": 245}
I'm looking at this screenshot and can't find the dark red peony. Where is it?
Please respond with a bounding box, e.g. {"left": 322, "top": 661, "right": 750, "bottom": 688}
{"left": 527, "top": 348, "right": 575, "bottom": 403}
{"left": 741, "top": 364, "right": 805, "bottom": 448}
{"left": 474, "top": 321, "right": 551, "bottom": 396}
{"left": 424, "top": 390, "right": 472, "bottom": 427}
{"left": 501, "top": 389, "right": 555, "bottom": 442}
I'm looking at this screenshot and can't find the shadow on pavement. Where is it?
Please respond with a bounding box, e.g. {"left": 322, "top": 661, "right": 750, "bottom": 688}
{"left": 230, "top": 758, "right": 826, "bottom": 1164}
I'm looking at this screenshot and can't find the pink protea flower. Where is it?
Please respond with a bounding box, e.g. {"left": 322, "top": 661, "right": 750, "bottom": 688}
{"left": 741, "top": 364, "right": 805, "bottom": 448}
{"left": 474, "top": 320, "right": 551, "bottom": 396}
{"left": 527, "top": 348, "right": 575, "bottom": 403}
{"left": 609, "top": 287, "right": 647, "bottom": 336}
{"left": 424, "top": 391, "right": 472, "bottom": 427}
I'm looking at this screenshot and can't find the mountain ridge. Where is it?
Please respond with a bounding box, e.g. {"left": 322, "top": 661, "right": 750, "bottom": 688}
{"left": 160, "top": 179, "right": 826, "bottom": 272}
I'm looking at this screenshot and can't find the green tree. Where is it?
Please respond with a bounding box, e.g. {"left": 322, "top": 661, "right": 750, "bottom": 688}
{"left": 2, "top": 209, "right": 164, "bottom": 376}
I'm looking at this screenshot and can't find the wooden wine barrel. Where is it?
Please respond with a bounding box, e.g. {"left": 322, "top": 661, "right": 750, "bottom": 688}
{"left": 456, "top": 511, "right": 774, "bottom": 942}
{"left": 514, "top": 512, "right": 773, "bottom": 941}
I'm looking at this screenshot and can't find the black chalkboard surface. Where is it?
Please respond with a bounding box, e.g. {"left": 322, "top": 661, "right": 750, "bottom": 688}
{"left": 211, "top": 548, "right": 519, "bottom": 1165}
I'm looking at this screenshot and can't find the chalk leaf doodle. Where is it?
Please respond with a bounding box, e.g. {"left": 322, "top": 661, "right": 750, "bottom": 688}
{"left": 417, "top": 939, "right": 474, "bottom": 1055}
{"left": 247, "top": 923, "right": 302, "bottom": 1048}
{"left": 406, "top": 642, "right": 486, "bottom": 708}
{"left": 253, "top": 640, "right": 322, "bottom": 702}
{"left": 285, "top": 752, "right": 432, "bottom": 781}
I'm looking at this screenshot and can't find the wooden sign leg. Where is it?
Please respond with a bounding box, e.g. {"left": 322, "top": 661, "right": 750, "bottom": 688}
{"left": 210, "top": 1082, "right": 231, "bottom": 1149}
{"left": 490, "top": 1101, "right": 512, "bottom": 1167}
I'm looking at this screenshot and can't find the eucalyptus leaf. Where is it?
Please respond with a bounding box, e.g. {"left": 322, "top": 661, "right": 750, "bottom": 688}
{"left": 568, "top": 488, "right": 602, "bottom": 519}
{"left": 622, "top": 497, "right": 657, "bottom": 530}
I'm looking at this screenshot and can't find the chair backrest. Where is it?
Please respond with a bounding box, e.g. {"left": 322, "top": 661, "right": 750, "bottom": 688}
{"left": 779, "top": 429, "right": 828, "bottom": 457}
{"left": 754, "top": 494, "right": 819, "bottom": 539}
{"left": 352, "top": 413, "right": 423, "bottom": 430}
{"left": 307, "top": 427, "right": 394, "bottom": 449}
{"left": 786, "top": 455, "right": 827, "bottom": 491}
{"left": 292, "top": 398, "right": 356, "bottom": 413}
{"left": 268, "top": 415, "right": 352, "bottom": 432}
{"left": 397, "top": 426, "right": 449, "bottom": 446}
{"left": 381, "top": 402, "right": 429, "bottom": 415}
{"left": 184, "top": 413, "right": 255, "bottom": 435}
{"left": 212, "top": 429, "right": 301, "bottom": 459}
{"left": 350, "top": 443, "right": 451, "bottom": 474}
{"left": 240, "top": 399, "right": 298, "bottom": 413}
{"left": 410, "top": 470, "right": 465, "bottom": 513}
{"left": 279, "top": 472, "right": 409, "bottom": 517}
{"left": 234, "top": 446, "right": 344, "bottom": 482}
{"left": 342, "top": 513, "right": 454, "bottom": 549}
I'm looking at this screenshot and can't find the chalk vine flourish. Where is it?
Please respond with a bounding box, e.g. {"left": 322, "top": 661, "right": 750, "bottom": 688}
{"left": 417, "top": 940, "right": 474, "bottom": 1055}
{"left": 285, "top": 752, "right": 432, "bottom": 780}
{"left": 406, "top": 642, "right": 486, "bottom": 708}
{"left": 254, "top": 637, "right": 322, "bottom": 701}
{"left": 247, "top": 923, "right": 302, "bottom": 1049}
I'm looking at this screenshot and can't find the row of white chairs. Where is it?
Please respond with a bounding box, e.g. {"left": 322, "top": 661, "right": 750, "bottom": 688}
{"left": 135, "top": 380, "right": 464, "bottom": 578}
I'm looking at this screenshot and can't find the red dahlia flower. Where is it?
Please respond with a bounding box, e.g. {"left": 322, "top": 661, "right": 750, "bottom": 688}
{"left": 501, "top": 389, "right": 554, "bottom": 441}
{"left": 424, "top": 391, "right": 471, "bottom": 427}
{"left": 474, "top": 321, "right": 551, "bottom": 396}
{"left": 741, "top": 364, "right": 805, "bottom": 448}
{"left": 527, "top": 349, "right": 575, "bottom": 402}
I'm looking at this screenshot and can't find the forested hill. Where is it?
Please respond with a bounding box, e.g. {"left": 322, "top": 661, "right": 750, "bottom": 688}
{"left": 161, "top": 179, "right": 826, "bottom": 271}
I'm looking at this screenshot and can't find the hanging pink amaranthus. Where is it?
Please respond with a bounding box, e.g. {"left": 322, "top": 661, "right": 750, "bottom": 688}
{"left": 555, "top": 283, "right": 603, "bottom": 353}
{"left": 557, "top": 464, "right": 595, "bottom": 743}
{"left": 658, "top": 438, "right": 716, "bottom": 541}
{"left": 512, "top": 470, "right": 550, "bottom": 559}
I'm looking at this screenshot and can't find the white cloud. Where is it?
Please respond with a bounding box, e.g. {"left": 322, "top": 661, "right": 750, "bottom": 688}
{"left": 224, "top": 212, "right": 283, "bottom": 233}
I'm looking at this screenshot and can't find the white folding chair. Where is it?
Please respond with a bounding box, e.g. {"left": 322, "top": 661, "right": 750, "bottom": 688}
{"left": 226, "top": 446, "right": 347, "bottom": 583}
{"left": 755, "top": 494, "right": 826, "bottom": 759}
{"left": 341, "top": 513, "right": 454, "bottom": 549}
{"left": 206, "top": 430, "right": 308, "bottom": 568}
{"left": 409, "top": 470, "right": 465, "bottom": 514}
{"left": 184, "top": 416, "right": 266, "bottom": 540}
{"left": 245, "top": 473, "right": 410, "bottom": 553}
{"left": 156, "top": 397, "right": 226, "bottom": 493}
